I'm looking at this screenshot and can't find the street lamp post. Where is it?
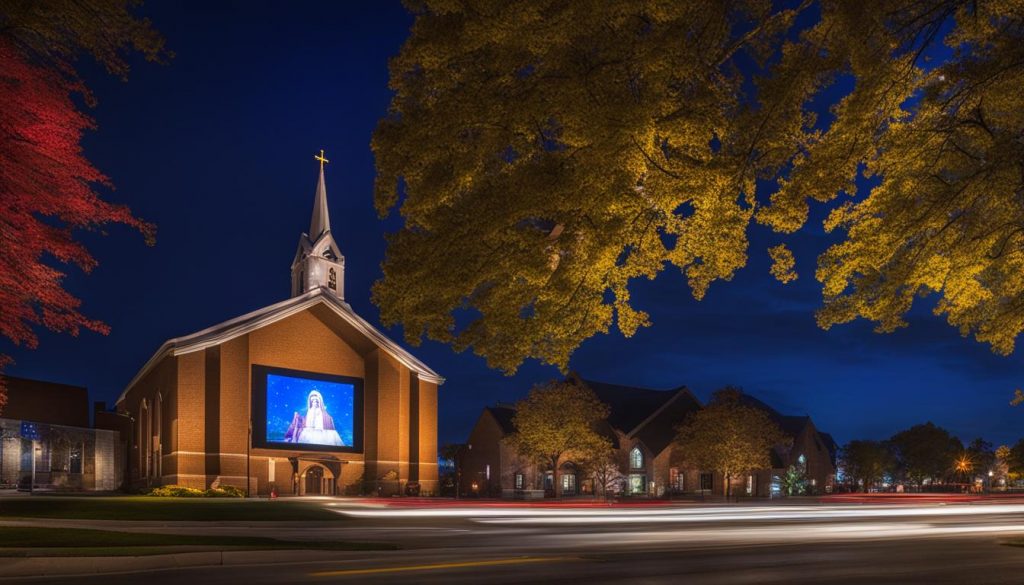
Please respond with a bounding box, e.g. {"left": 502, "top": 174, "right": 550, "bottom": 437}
{"left": 29, "top": 441, "right": 40, "bottom": 495}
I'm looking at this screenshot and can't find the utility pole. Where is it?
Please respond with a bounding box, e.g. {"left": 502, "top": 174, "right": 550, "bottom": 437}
{"left": 247, "top": 421, "right": 252, "bottom": 497}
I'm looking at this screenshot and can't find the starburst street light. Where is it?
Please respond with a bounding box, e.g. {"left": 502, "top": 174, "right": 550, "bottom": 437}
{"left": 955, "top": 454, "right": 975, "bottom": 479}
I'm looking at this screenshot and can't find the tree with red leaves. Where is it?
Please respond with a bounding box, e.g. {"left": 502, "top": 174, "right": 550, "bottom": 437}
{"left": 0, "top": 2, "right": 167, "bottom": 411}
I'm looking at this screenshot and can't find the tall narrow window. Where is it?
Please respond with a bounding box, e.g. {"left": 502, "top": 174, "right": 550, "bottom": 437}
{"left": 20, "top": 439, "right": 32, "bottom": 472}
{"left": 670, "top": 468, "right": 685, "bottom": 492}
{"left": 700, "top": 472, "right": 713, "bottom": 491}
{"left": 630, "top": 447, "right": 644, "bottom": 469}
{"left": 69, "top": 443, "right": 82, "bottom": 474}
{"left": 562, "top": 473, "right": 577, "bottom": 495}
{"left": 515, "top": 473, "right": 524, "bottom": 490}
{"left": 37, "top": 440, "right": 50, "bottom": 472}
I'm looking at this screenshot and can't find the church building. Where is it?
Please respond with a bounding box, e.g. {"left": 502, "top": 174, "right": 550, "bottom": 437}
{"left": 117, "top": 153, "right": 443, "bottom": 496}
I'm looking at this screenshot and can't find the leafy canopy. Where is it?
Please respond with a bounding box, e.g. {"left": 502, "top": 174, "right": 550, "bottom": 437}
{"left": 508, "top": 380, "right": 612, "bottom": 471}
{"left": 781, "top": 460, "right": 808, "bottom": 496}
{"left": 965, "top": 438, "right": 996, "bottom": 474}
{"left": 840, "top": 439, "right": 895, "bottom": 491}
{"left": 0, "top": 1, "right": 166, "bottom": 409}
{"left": 888, "top": 422, "right": 963, "bottom": 485}
{"left": 674, "top": 388, "right": 787, "bottom": 493}
{"left": 1006, "top": 440, "right": 1024, "bottom": 477}
{"left": 373, "top": 0, "right": 1024, "bottom": 373}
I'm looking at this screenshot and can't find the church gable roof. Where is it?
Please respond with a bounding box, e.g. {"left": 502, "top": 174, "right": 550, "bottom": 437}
{"left": 118, "top": 288, "right": 443, "bottom": 404}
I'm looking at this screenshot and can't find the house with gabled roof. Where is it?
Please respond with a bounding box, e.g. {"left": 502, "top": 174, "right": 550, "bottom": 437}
{"left": 736, "top": 395, "right": 837, "bottom": 497}
{"left": 460, "top": 374, "right": 836, "bottom": 498}
{"left": 460, "top": 374, "right": 703, "bottom": 497}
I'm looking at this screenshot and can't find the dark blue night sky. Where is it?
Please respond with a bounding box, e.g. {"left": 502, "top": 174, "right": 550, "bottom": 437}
{"left": 5, "top": 2, "right": 1023, "bottom": 450}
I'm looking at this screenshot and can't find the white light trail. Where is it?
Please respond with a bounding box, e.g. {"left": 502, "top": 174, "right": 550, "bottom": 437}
{"left": 333, "top": 503, "right": 1024, "bottom": 525}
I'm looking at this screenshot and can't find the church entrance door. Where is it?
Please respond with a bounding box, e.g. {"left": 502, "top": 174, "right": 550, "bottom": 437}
{"left": 305, "top": 465, "right": 325, "bottom": 495}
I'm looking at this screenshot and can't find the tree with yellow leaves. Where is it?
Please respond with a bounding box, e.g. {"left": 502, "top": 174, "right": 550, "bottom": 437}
{"left": 673, "top": 387, "right": 787, "bottom": 498}
{"left": 373, "top": 0, "right": 1024, "bottom": 372}
{"left": 508, "top": 380, "right": 612, "bottom": 497}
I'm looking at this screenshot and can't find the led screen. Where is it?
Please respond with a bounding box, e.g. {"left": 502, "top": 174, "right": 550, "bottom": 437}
{"left": 252, "top": 365, "right": 363, "bottom": 452}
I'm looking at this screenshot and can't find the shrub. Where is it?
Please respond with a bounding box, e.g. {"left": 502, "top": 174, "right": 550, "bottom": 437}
{"left": 209, "top": 485, "right": 246, "bottom": 498}
{"left": 147, "top": 484, "right": 245, "bottom": 498}
{"left": 147, "top": 485, "right": 205, "bottom": 497}
{"left": 222, "top": 485, "right": 247, "bottom": 497}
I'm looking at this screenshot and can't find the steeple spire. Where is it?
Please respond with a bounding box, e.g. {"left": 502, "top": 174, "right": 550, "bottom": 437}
{"left": 309, "top": 149, "right": 330, "bottom": 239}
{"left": 291, "top": 149, "right": 345, "bottom": 300}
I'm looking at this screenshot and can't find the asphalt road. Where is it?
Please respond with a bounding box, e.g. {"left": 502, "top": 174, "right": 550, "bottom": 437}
{"left": 8, "top": 501, "right": 1024, "bottom": 584}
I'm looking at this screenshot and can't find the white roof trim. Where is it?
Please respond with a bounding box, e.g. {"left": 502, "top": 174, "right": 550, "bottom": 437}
{"left": 117, "top": 288, "right": 443, "bottom": 405}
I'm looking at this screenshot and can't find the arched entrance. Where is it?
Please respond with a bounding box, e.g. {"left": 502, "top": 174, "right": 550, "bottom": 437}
{"left": 298, "top": 463, "right": 336, "bottom": 495}
{"left": 305, "top": 466, "right": 324, "bottom": 494}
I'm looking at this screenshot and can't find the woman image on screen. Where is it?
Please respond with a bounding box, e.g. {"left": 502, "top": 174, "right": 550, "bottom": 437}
{"left": 284, "top": 389, "right": 344, "bottom": 446}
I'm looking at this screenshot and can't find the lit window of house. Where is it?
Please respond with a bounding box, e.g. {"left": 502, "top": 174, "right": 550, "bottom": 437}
{"left": 700, "top": 472, "right": 713, "bottom": 491}
{"left": 670, "top": 467, "right": 685, "bottom": 492}
{"left": 515, "top": 473, "right": 524, "bottom": 490}
{"left": 630, "top": 447, "right": 644, "bottom": 469}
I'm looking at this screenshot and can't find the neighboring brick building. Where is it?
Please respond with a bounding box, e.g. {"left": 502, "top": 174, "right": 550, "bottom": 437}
{"left": 737, "top": 395, "right": 838, "bottom": 497}
{"left": 117, "top": 161, "right": 443, "bottom": 496}
{"left": 0, "top": 377, "right": 121, "bottom": 491}
{"left": 461, "top": 374, "right": 704, "bottom": 498}
{"left": 2, "top": 376, "right": 89, "bottom": 428}
{"left": 461, "top": 374, "right": 836, "bottom": 498}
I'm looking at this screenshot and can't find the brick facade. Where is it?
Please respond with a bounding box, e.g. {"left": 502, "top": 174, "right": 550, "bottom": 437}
{"left": 461, "top": 377, "right": 836, "bottom": 499}
{"left": 2, "top": 376, "right": 89, "bottom": 428}
{"left": 119, "top": 301, "right": 440, "bottom": 496}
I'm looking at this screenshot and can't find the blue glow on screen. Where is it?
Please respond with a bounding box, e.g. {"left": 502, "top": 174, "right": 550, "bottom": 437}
{"left": 265, "top": 373, "right": 354, "bottom": 447}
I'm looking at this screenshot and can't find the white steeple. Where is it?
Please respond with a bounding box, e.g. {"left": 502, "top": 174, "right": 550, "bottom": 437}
{"left": 291, "top": 150, "right": 345, "bottom": 300}
{"left": 309, "top": 156, "right": 330, "bottom": 240}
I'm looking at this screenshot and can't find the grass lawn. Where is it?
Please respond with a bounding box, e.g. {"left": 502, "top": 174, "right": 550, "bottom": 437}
{"left": 0, "top": 496, "right": 347, "bottom": 522}
{"left": 0, "top": 526, "right": 396, "bottom": 557}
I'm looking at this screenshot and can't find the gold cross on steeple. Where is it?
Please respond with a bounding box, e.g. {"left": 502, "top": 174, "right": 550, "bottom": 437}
{"left": 314, "top": 149, "right": 329, "bottom": 170}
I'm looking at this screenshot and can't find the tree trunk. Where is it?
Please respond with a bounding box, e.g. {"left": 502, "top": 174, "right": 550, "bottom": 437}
{"left": 552, "top": 456, "right": 560, "bottom": 498}
{"left": 724, "top": 473, "right": 731, "bottom": 499}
